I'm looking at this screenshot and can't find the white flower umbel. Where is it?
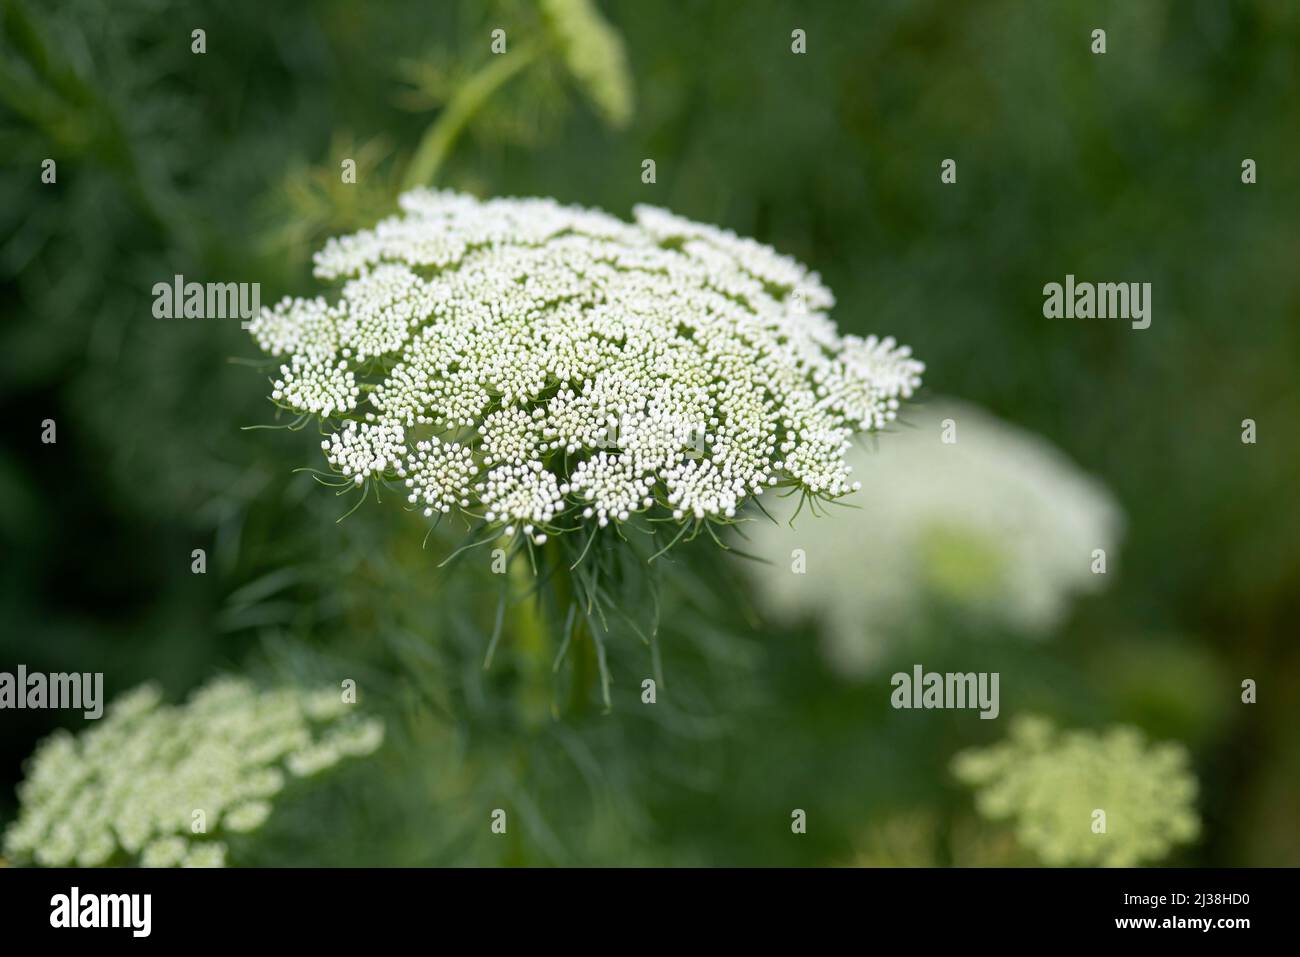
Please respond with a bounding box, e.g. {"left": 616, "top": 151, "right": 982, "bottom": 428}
{"left": 248, "top": 190, "right": 923, "bottom": 547}
{"left": 741, "top": 399, "right": 1123, "bottom": 676}
{"left": 3, "top": 678, "right": 384, "bottom": 868}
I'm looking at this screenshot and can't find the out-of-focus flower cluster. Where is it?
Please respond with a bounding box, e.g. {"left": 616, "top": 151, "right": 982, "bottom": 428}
{"left": 743, "top": 400, "right": 1121, "bottom": 675}
{"left": 3, "top": 678, "right": 384, "bottom": 868}
{"left": 249, "top": 190, "right": 923, "bottom": 545}
{"left": 952, "top": 715, "right": 1200, "bottom": 867}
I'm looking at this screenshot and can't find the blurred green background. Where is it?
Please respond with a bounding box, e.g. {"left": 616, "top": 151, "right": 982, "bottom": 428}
{"left": 1, "top": 0, "right": 1296, "bottom": 866}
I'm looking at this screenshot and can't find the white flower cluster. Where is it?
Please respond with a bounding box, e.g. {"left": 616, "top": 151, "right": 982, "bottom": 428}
{"left": 3, "top": 678, "right": 384, "bottom": 868}
{"left": 248, "top": 190, "right": 923, "bottom": 540}
{"left": 953, "top": 715, "right": 1200, "bottom": 866}
{"left": 742, "top": 399, "right": 1123, "bottom": 676}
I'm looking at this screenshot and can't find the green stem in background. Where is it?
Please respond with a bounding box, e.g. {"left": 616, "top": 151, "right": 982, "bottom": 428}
{"left": 402, "top": 41, "right": 544, "bottom": 190}
{"left": 568, "top": 613, "right": 597, "bottom": 715}
{"left": 500, "top": 540, "right": 607, "bottom": 725}
{"left": 545, "top": 541, "right": 597, "bottom": 716}
{"left": 507, "top": 547, "right": 551, "bottom": 728}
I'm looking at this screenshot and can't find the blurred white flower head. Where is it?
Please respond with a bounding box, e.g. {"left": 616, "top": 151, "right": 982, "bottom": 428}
{"left": 953, "top": 715, "right": 1199, "bottom": 867}
{"left": 741, "top": 399, "right": 1123, "bottom": 675}
{"left": 4, "top": 678, "right": 383, "bottom": 868}
{"left": 250, "top": 190, "right": 922, "bottom": 546}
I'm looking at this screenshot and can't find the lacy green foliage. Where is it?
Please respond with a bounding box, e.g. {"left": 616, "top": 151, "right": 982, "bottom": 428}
{"left": 952, "top": 716, "right": 1199, "bottom": 867}
{"left": 3, "top": 678, "right": 383, "bottom": 868}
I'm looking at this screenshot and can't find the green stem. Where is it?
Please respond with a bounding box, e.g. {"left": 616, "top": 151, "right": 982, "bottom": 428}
{"left": 568, "top": 617, "right": 597, "bottom": 716}
{"left": 505, "top": 541, "right": 603, "bottom": 723}
{"left": 508, "top": 547, "right": 550, "bottom": 727}
{"left": 545, "top": 541, "right": 597, "bottom": 716}
{"left": 402, "top": 41, "right": 544, "bottom": 190}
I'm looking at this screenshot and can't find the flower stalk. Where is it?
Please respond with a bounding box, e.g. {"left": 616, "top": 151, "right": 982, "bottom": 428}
{"left": 403, "top": 41, "right": 545, "bottom": 190}
{"left": 508, "top": 545, "right": 552, "bottom": 726}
